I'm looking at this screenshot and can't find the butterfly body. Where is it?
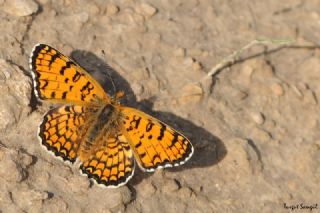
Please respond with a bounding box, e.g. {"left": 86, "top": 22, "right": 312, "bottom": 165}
{"left": 80, "top": 103, "right": 121, "bottom": 161}
{"left": 30, "top": 44, "right": 193, "bottom": 188}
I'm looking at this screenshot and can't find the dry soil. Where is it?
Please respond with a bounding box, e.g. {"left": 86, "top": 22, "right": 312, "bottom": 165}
{"left": 0, "top": 0, "right": 319, "bottom": 213}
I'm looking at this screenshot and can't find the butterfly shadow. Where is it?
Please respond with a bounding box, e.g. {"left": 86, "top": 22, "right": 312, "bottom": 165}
{"left": 71, "top": 49, "right": 227, "bottom": 188}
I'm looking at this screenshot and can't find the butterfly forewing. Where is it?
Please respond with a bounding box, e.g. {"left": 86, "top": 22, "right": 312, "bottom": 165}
{"left": 30, "top": 44, "right": 108, "bottom": 104}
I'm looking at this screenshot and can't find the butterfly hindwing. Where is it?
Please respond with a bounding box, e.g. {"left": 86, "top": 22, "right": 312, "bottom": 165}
{"left": 39, "top": 105, "right": 95, "bottom": 163}
{"left": 30, "top": 44, "right": 108, "bottom": 104}
{"left": 120, "top": 107, "right": 194, "bottom": 172}
{"left": 80, "top": 132, "right": 135, "bottom": 188}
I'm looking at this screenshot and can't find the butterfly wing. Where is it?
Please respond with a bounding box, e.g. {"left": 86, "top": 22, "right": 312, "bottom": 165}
{"left": 120, "top": 107, "right": 194, "bottom": 172}
{"left": 39, "top": 105, "right": 95, "bottom": 163}
{"left": 29, "top": 44, "right": 109, "bottom": 104}
{"left": 80, "top": 132, "right": 135, "bottom": 188}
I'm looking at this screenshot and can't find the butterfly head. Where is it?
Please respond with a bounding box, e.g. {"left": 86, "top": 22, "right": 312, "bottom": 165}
{"left": 110, "top": 90, "right": 125, "bottom": 104}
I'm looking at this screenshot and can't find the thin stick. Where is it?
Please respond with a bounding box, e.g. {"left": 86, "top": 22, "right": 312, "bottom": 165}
{"left": 202, "top": 38, "right": 295, "bottom": 81}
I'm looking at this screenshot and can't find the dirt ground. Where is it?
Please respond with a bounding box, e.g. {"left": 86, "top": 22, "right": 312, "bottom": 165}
{"left": 0, "top": 0, "right": 319, "bottom": 212}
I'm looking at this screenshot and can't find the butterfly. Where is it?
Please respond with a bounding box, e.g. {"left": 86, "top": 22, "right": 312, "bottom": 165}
{"left": 29, "top": 44, "right": 194, "bottom": 188}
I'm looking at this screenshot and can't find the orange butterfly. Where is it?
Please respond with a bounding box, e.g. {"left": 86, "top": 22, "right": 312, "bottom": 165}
{"left": 30, "top": 44, "right": 193, "bottom": 188}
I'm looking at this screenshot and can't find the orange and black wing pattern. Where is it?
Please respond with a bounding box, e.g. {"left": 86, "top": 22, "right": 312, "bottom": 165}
{"left": 39, "top": 105, "right": 96, "bottom": 163}
{"left": 30, "top": 43, "right": 194, "bottom": 188}
{"left": 80, "top": 133, "right": 135, "bottom": 188}
{"left": 29, "top": 44, "right": 108, "bottom": 104}
{"left": 120, "top": 107, "right": 194, "bottom": 172}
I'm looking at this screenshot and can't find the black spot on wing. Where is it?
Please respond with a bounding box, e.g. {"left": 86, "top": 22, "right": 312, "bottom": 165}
{"left": 135, "top": 140, "right": 142, "bottom": 148}
{"left": 49, "top": 52, "right": 60, "bottom": 66}
{"left": 72, "top": 70, "right": 82, "bottom": 82}
{"left": 130, "top": 115, "right": 142, "bottom": 129}
{"left": 60, "top": 61, "right": 72, "bottom": 75}
{"left": 62, "top": 91, "right": 67, "bottom": 99}
{"left": 157, "top": 123, "right": 166, "bottom": 141}
{"left": 41, "top": 80, "right": 48, "bottom": 89}
{"left": 50, "top": 91, "right": 56, "bottom": 98}
{"left": 146, "top": 122, "right": 154, "bottom": 132}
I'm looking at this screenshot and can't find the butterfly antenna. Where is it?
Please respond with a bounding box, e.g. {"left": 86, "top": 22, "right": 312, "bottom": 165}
{"left": 101, "top": 50, "right": 117, "bottom": 95}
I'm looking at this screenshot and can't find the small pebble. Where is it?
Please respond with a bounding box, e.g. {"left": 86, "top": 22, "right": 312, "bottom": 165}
{"left": 179, "top": 83, "right": 203, "bottom": 105}
{"left": 3, "top": 0, "right": 38, "bottom": 16}
{"left": 174, "top": 48, "right": 185, "bottom": 57}
{"left": 77, "top": 12, "right": 89, "bottom": 23}
{"left": 250, "top": 111, "right": 265, "bottom": 125}
{"left": 139, "top": 3, "right": 157, "bottom": 18}
{"left": 270, "top": 83, "right": 284, "bottom": 96}
{"left": 178, "top": 187, "right": 193, "bottom": 199}
{"left": 252, "top": 128, "right": 271, "bottom": 143}
{"left": 263, "top": 119, "right": 276, "bottom": 129}
{"left": 106, "top": 3, "right": 119, "bottom": 16}
{"left": 2, "top": 69, "right": 11, "bottom": 79}
{"left": 183, "top": 57, "right": 194, "bottom": 67}
{"left": 88, "top": 4, "right": 100, "bottom": 15}
{"left": 192, "top": 61, "right": 202, "bottom": 71}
